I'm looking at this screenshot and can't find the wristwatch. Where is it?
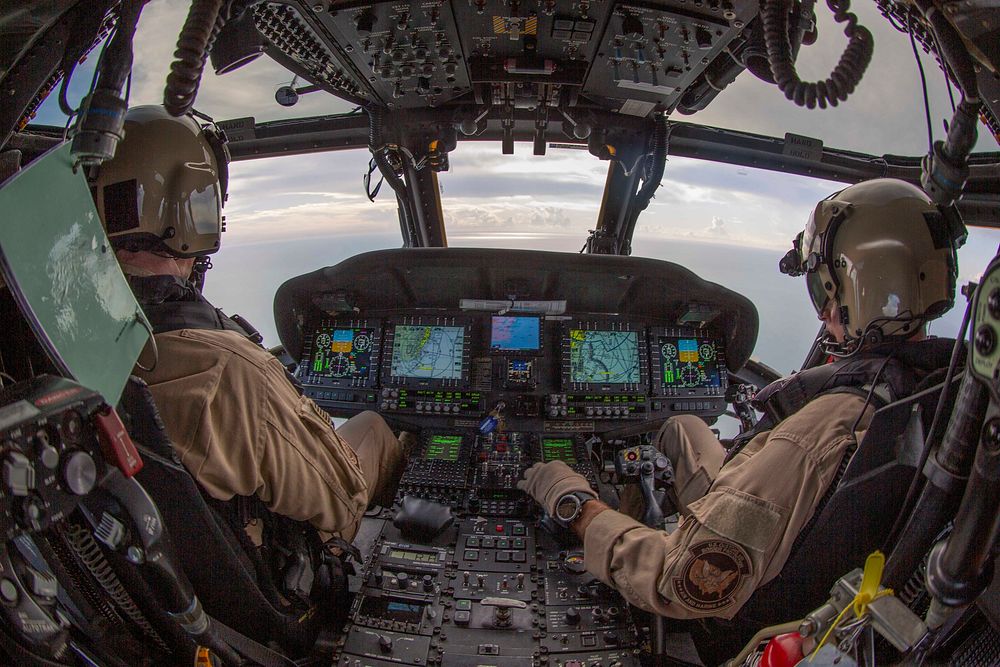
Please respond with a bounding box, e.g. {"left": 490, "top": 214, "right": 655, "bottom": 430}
{"left": 552, "top": 491, "right": 598, "bottom": 528}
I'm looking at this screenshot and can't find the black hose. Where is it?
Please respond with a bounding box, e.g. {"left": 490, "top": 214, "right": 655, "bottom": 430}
{"left": 912, "top": 0, "right": 978, "bottom": 101}
{"left": 164, "top": 0, "right": 226, "bottom": 116}
{"left": 633, "top": 115, "right": 668, "bottom": 210}
{"left": 884, "top": 300, "right": 972, "bottom": 551}
{"left": 884, "top": 371, "right": 988, "bottom": 590}
{"left": 619, "top": 115, "right": 669, "bottom": 254}
{"left": 367, "top": 106, "right": 418, "bottom": 246}
{"left": 761, "top": 0, "right": 873, "bottom": 109}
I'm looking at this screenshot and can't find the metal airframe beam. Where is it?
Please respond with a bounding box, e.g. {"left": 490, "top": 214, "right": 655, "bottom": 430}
{"left": 218, "top": 111, "right": 1000, "bottom": 230}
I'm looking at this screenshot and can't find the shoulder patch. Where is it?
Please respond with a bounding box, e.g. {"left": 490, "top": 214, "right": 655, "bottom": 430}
{"left": 672, "top": 540, "right": 751, "bottom": 612}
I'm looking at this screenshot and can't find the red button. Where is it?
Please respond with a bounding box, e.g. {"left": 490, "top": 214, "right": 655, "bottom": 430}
{"left": 496, "top": 524, "right": 504, "bottom": 533}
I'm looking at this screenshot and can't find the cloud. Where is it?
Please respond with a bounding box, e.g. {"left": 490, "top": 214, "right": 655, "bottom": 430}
{"left": 706, "top": 217, "right": 728, "bottom": 236}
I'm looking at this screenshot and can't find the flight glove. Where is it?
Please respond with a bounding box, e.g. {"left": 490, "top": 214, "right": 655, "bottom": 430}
{"left": 517, "top": 461, "right": 592, "bottom": 517}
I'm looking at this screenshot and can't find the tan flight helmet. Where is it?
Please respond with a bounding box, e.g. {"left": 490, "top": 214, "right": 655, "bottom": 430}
{"left": 91, "top": 105, "right": 229, "bottom": 258}
{"left": 779, "top": 178, "right": 965, "bottom": 351}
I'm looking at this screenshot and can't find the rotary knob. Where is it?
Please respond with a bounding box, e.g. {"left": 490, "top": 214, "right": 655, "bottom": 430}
{"left": 378, "top": 635, "right": 393, "bottom": 653}
{"left": 565, "top": 607, "right": 581, "bottom": 624}
{"left": 397, "top": 572, "right": 410, "bottom": 589}
{"left": 63, "top": 450, "right": 97, "bottom": 495}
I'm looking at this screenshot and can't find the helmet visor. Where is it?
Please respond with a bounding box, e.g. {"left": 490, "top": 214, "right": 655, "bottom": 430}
{"left": 805, "top": 269, "right": 829, "bottom": 313}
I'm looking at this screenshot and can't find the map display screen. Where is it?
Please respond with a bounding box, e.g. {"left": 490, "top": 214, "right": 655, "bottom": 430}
{"left": 658, "top": 336, "right": 723, "bottom": 389}
{"left": 490, "top": 316, "right": 541, "bottom": 351}
{"left": 568, "top": 329, "right": 640, "bottom": 384}
{"left": 541, "top": 438, "right": 577, "bottom": 463}
{"left": 390, "top": 325, "right": 465, "bottom": 379}
{"left": 425, "top": 434, "right": 462, "bottom": 461}
{"left": 308, "top": 326, "right": 376, "bottom": 379}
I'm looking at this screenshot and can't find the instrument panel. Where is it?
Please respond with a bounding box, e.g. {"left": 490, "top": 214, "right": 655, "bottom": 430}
{"left": 298, "top": 310, "right": 727, "bottom": 667}
{"left": 276, "top": 249, "right": 758, "bottom": 667}
{"left": 296, "top": 313, "right": 728, "bottom": 426}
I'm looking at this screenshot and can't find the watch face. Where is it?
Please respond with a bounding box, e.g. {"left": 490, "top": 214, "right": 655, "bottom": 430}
{"left": 555, "top": 496, "right": 579, "bottom": 521}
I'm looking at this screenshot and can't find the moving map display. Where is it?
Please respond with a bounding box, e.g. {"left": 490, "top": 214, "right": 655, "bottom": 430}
{"left": 309, "top": 326, "right": 376, "bottom": 379}
{"left": 658, "top": 336, "right": 722, "bottom": 389}
{"left": 390, "top": 325, "right": 465, "bottom": 379}
{"left": 491, "top": 316, "right": 541, "bottom": 351}
{"left": 568, "top": 329, "right": 639, "bottom": 384}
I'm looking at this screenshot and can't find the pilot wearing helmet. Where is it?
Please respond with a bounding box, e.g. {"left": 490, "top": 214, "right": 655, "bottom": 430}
{"left": 91, "top": 105, "right": 405, "bottom": 542}
{"left": 520, "top": 179, "right": 965, "bottom": 649}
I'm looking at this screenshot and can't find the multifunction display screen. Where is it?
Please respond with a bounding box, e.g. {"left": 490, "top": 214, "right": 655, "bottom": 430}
{"left": 389, "top": 325, "right": 464, "bottom": 379}
{"left": 425, "top": 434, "right": 462, "bottom": 461}
{"left": 491, "top": 316, "right": 541, "bottom": 351}
{"left": 568, "top": 329, "right": 640, "bottom": 384}
{"left": 541, "top": 438, "right": 577, "bottom": 464}
{"left": 308, "top": 327, "right": 376, "bottom": 379}
{"left": 658, "top": 336, "right": 723, "bottom": 389}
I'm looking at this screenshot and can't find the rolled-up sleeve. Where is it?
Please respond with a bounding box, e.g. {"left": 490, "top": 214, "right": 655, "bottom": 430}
{"left": 583, "top": 392, "right": 870, "bottom": 619}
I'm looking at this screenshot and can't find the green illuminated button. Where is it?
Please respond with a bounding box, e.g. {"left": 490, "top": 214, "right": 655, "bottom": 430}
{"left": 455, "top": 599, "right": 472, "bottom": 611}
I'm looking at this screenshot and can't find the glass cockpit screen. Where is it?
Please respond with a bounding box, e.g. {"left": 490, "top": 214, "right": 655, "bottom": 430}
{"left": 541, "top": 438, "right": 577, "bottom": 464}
{"left": 389, "top": 325, "right": 465, "bottom": 380}
{"left": 491, "top": 316, "right": 541, "bottom": 351}
{"left": 308, "top": 326, "right": 376, "bottom": 380}
{"left": 658, "top": 336, "right": 722, "bottom": 389}
{"left": 425, "top": 434, "right": 462, "bottom": 461}
{"left": 568, "top": 329, "right": 640, "bottom": 384}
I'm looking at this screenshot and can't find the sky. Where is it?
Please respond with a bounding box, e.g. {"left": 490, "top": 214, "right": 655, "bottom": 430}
{"left": 32, "top": 0, "right": 1000, "bottom": 373}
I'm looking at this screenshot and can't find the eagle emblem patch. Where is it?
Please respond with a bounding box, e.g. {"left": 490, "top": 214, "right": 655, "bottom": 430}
{"left": 673, "top": 540, "right": 751, "bottom": 611}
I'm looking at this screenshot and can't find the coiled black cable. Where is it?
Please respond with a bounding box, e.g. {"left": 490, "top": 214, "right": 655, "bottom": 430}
{"left": 163, "top": 0, "right": 226, "bottom": 116}
{"left": 762, "top": 0, "right": 874, "bottom": 108}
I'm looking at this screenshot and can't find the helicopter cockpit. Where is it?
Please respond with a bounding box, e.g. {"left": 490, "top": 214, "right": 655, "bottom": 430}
{"left": 1, "top": 1, "right": 999, "bottom": 666}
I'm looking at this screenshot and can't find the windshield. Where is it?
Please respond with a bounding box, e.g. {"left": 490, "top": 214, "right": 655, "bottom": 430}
{"left": 30, "top": 0, "right": 1000, "bottom": 373}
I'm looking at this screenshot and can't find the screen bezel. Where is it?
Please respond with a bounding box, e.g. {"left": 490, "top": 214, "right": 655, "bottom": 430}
{"left": 381, "top": 317, "right": 472, "bottom": 389}
{"left": 648, "top": 327, "right": 728, "bottom": 398}
{"left": 296, "top": 319, "right": 381, "bottom": 389}
{"left": 560, "top": 321, "right": 648, "bottom": 393}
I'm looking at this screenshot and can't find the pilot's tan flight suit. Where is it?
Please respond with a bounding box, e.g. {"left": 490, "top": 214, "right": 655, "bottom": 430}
{"left": 588, "top": 392, "right": 872, "bottom": 619}
{"left": 136, "top": 327, "right": 404, "bottom": 541}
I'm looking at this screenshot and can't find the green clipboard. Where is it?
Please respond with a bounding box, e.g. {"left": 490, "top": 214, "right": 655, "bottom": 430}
{"left": 0, "top": 142, "right": 150, "bottom": 404}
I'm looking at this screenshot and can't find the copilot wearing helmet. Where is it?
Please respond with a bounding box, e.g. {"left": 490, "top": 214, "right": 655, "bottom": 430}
{"left": 93, "top": 105, "right": 406, "bottom": 542}
{"left": 780, "top": 178, "right": 963, "bottom": 352}
{"left": 517, "top": 178, "right": 964, "bottom": 664}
